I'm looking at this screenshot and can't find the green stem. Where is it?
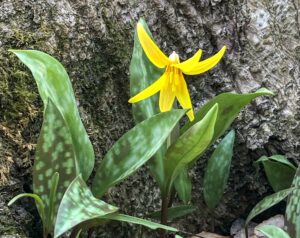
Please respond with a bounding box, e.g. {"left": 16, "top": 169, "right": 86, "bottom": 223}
{"left": 160, "top": 194, "right": 170, "bottom": 238}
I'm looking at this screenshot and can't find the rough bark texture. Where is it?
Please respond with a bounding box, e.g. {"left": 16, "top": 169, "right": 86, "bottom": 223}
{"left": 0, "top": 0, "right": 299, "bottom": 237}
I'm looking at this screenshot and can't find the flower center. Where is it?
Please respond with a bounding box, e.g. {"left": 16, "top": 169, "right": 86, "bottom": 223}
{"left": 168, "top": 51, "right": 180, "bottom": 64}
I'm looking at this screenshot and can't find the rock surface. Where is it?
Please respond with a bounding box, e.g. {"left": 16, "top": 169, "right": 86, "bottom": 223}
{"left": 0, "top": 0, "right": 299, "bottom": 237}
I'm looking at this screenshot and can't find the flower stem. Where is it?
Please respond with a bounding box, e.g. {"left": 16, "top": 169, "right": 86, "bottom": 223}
{"left": 160, "top": 194, "right": 170, "bottom": 238}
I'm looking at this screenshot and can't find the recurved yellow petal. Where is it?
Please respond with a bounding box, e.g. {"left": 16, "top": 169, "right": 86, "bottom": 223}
{"left": 176, "top": 73, "right": 194, "bottom": 121}
{"left": 184, "top": 46, "right": 226, "bottom": 75}
{"left": 137, "top": 23, "right": 170, "bottom": 69}
{"left": 174, "top": 49, "right": 202, "bottom": 73}
{"left": 159, "top": 73, "right": 176, "bottom": 112}
{"left": 129, "top": 73, "right": 166, "bottom": 103}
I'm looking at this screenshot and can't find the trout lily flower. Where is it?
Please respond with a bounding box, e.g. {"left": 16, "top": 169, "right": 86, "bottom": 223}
{"left": 129, "top": 23, "right": 226, "bottom": 121}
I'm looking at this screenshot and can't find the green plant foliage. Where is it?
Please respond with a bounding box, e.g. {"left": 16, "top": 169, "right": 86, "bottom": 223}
{"left": 147, "top": 205, "right": 196, "bottom": 221}
{"left": 174, "top": 168, "right": 192, "bottom": 204}
{"left": 181, "top": 88, "right": 274, "bottom": 140}
{"left": 130, "top": 18, "right": 163, "bottom": 123}
{"left": 8, "top": 193, "right": 45, "bottom": 223}
{"left": 246, "top": 187, "right": 294, "bottom": 227}
{"left": 92, "top": 109, "right": 185, "bottom": 198}
{"left": 256, "top": 155, "right": 296, "bottom": 192}
{"left": 175, "top": 88, "right": 273, "bottom": 202}
{"left": 54, "top": 176, "right": 118, "bottom": 237}
{"left": 45, "top": 172, "right": 59, "bottom": 232}
{"left": 55, "top": 176, "right": 177, "bottom": 237}
{"left": 285, "top": 166, "right": 300, "bottom": 238}
{"left": 203, "top": 130, "right": 235, "bottom": 210}
{"left": 129, "top": 18, "right": 166, "bottom": 190}
{"left": 164, "top": 104, "right": 218, "bottom": 195}
{"left": 10, "top": 50, "right": 94, "bottom": 181}
{"left": 33, "top": 99, "right": 77, "bottom": 231}
{"left": 102, "top": 213, "right": 178, "bottom": 232}
{"left": 256, "top": 225, "right": 291, "bottom": 238}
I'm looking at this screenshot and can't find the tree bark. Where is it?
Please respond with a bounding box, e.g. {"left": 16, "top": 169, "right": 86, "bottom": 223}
{"left": 0, "top": 0, "right": 299, "bottom": 237}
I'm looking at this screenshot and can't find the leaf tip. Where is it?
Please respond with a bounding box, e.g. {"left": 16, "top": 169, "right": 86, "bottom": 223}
{"left": 255, "top": 88, "right": 274, "bottom": 96}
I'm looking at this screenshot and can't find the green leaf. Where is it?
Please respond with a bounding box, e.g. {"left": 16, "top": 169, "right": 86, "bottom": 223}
{"left": 285, "top": 166, "right": 300, "bottom": 238}
{"left": 92, "top": 109, "right": 186, "bottom": 198}
{"left": 174, "top": 168, "right": 192, "bottom": 204}
{"left": 10, "top": 50, "right": 94, "bottom": 181}
{"left": 256, "top": 155, "right": 296, "bottom": 192}
{"left": 130, "top": 18, "right": 163, "bottom": 123}
{"left": 203, "top": 130, "right": 235, "bottom": 210}
{"left": 129, "top": 18, "right": 166, "bottom": 190}
{"left": 45, "top": 172, "right": 59, "bottom": 232}
{"left": 102, "top": 213, "right": 177, "bottom": 232}
{"left": 246, "top": 187, "right": 294, "bottom": 227}
{"left": 55, "top": 176, "right": 176, "bottom": 237}
{"left": 33, "top": 99, "right": 77, "bottom": 227}
{"left": 54, "top": 176, "right": 118, "bottom": 238}
{"left": 181, "top": 88, "right": 274, "bottom": 142}
{"left": 255, "top": 225, "right": 291, "bottom": 238}
{"left": 267, "top": 155, "right": 296, "bottom": 169}
{"left": 147, "top": 205, "right": 196, "bottom": 221}
{"left": 164, "top": 104, "right": 218, "bottom": 194}
{"left": 8, "top": 193, "right": 45, "bottom": 222}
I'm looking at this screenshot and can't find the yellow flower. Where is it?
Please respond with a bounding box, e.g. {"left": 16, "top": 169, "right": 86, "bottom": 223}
{"left": 129, "top": 23, "right": 226, "bottom": 121}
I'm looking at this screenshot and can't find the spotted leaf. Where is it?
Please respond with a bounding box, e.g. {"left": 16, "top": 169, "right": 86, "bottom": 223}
{"left": 92, "top": 109, "right": 186, "bottom": 198}
{"left": 130, "top": 18, "right": 166, "bottom": 190}
{"left": 285, "top": 166, "right": 300, "bottom": 238}
{"left": 55, "top": 176, "right": 176, "bottom": 237}
{"left": 246, "top": 187, "right": 294, "bottom": 227}
{"left": 54, "top": 176, "right": 118, "bottom": 238}
{"left": 181, "top": 88, "right": 274, "bottom": 140}
{"left": 10, "top": 50, "right": 94, "bottom": 181}
{"left": 256, "top": 155, "right": 296, "bottom": 192}
{"left": 256, "top": 225, "right": 291, "bottom": 238}
{"left": 175, "top": 89, "right": 273, "bottom": 203}
{"left": 164, "top": 104, "right": 218, "bottom": 195}
{"left": 203, "top": 130, "right": 235, "bottom": 210}
{"left": 102, "top": 213, "right": 178, "bottom": 232}
{"left": 33, "top": 99, "right": 76, "bottom": 231}
{"left": 174, "top": 167, "right": 192, "bottom": 204}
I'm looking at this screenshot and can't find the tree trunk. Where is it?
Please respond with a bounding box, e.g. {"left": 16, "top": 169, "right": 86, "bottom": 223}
{"left": 0, "top": 0, "right": 299, "bottom": 237}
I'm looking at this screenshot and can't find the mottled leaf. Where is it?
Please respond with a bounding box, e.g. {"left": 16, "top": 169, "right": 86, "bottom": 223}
{"left": 256, "top": 155, "right": 296, "bottom": 192}
{"left": 174, "top": 168, "right": 192, "bottom": 204}
{"left": 181, "top": 88, "right": 274, "bottom": 142}
{"left": 55, "top": 176, "right": 176, "bottom": 237}
{"left": 54, "top": 176, "right": 118, "bottom": 238}
{"left": 147, "top": 205, "right": 196, "bottom": 221}
{"left": 246, "top": 188, "right": 294, "bottom": 227}
{"left": 33, "top": 99, "right": 76, "bottom": 227}
{"left": 164, "top": 104, "right": 218, "bottom": 194}
{"left": 45, "top": 172, "right": 59, "bottom": 231}
{"left": 102, "top": 213, "right": 177, "bottom": 232}
{"left": 130, "top": 18, "right": 166, "bottom": 190}
{"left": 203, "top": 130, "right": 235, "bottom": 210}
{"left": 285, "top": 166, "right": 300, "bottom": 238}
{"left": 130, "top": 18, "right": 163, "bottom": 123}
{"left": 10, "top": 50, "right": 94, "bottom": 181}
{"left": 256, "top": 225, "right": 291, "bottom": 238}
{"left": 92, "top": 109, "right": 185, "bottom": 198}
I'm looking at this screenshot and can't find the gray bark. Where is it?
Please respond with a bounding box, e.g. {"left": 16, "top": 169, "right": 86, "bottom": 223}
{"left": 0, "top": 0, "right": 299, "bottom": 237}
